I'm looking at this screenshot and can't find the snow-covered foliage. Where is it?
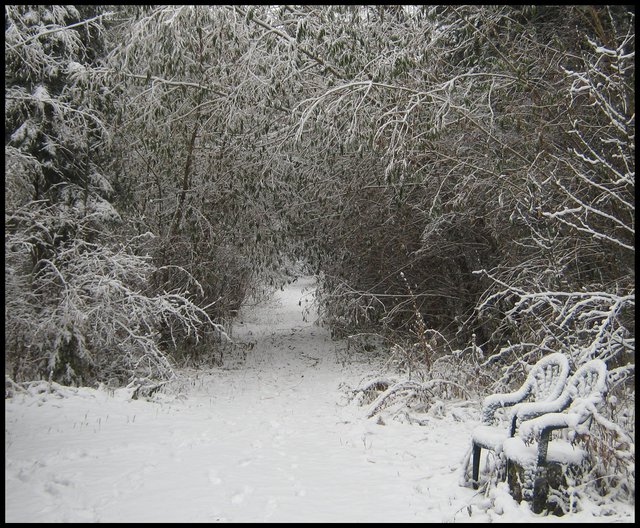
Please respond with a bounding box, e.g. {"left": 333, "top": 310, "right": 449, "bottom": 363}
{"left": 5, "top": 5, "right": 112, "bottom": 205}
{"left": 476, "top": 25, "right": 635, "bottom": 381}
{"left": 5, "top": 203, "right": 226, "bottom": 385}
{"left": 5, "top": 5, "right": 221, "bottom": 385}
{"left": 101, "top": 5, "right": 300, "bottom": 334}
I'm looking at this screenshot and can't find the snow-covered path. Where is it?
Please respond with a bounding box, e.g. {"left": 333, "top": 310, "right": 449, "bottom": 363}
{"left": 5, "top": 278, "right": 633, "bottom": 522}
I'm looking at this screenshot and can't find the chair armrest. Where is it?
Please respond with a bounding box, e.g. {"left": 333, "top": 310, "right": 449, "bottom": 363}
{"left": 516, "top": 392, "right": 603, "bottom": 437}
{"left": 508, "top": 395, "right": 572, "bottom": 435}
{"left": 481, "top": 386, "right": 531, "bottom": 424}
{"left": 516, "top": 412, "right": 580, "bottom": 467}
{"left": 517, "top": 411, "right": 581, "bottom": 444}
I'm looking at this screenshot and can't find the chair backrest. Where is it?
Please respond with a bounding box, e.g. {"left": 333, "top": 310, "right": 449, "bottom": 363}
{"left": 514, "top": 359, "right": 608, "bottom": 467}
{"left": 510, "top": 358, "right": 608, "bottom": 434}
{"left": 527, "top": 352, "right": 571, "bottom": 402}
{"left": 563, "top": 359, "right": 608, "bottom": 418}
{"left": 482, "top": 352, "right": 570, "bottom": 424}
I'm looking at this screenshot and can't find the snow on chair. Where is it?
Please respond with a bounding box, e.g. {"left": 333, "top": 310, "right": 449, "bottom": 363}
{"left": 467, "top": 352, "right": 570, "bottom": 489}
{"left": 502, "top": 359, "right": 608, "bottom": 514}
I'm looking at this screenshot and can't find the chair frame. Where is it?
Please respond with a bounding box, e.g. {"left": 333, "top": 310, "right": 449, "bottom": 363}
{"left": 503, "top": 359, "right": 608, "bottom": 513}
{"left": 469, "top": 352, "right": 570, "bottom": 489}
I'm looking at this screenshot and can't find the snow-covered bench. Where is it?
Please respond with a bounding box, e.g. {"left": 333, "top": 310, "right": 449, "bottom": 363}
{"left": 502, "top": 359, "right": 608, "bottom": 513}
{"left": 467, "top": 353, "right": 571, "bottom": 489}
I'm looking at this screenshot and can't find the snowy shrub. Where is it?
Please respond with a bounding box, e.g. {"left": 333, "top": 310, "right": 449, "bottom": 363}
{"left": 5, "top": 5, "right": 222, "bottom": 387}
{"left": 5, "top": 203, "right": 224, "bottom": 386}
{"left": 315, "top": 277, "right": 387, "bottom": 339}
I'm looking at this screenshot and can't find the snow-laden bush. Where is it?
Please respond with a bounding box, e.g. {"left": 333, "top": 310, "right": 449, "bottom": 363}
{"left": 5, "top": 202, "right": 224, "bottom": 387}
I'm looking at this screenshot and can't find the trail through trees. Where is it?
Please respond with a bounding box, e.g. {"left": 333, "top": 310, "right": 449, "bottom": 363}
{"left": 6, "top": 279, "right": 484, "bottom": 522}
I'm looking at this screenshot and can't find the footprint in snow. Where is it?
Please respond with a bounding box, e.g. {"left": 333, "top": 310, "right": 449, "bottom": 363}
{"left": 231, "top": 485, "right": 253, "bottom": 504}
{"left": 208, "top": 469, "right": 222, "bottom": 485}
{"left": 43, "top": 476, "right": 73, "bottom": 496}
{"left": 295, "top": 487, "right": 307, "bottom": 497}
{"left": 265, "top": 497, "right": 279, "bottom": 520}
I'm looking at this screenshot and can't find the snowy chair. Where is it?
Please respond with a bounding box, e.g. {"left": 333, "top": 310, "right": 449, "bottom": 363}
{"left": 502, "top": 359, "right": 608, "bottom": 514}
{"left": 468, "top": 353, "right": 570, "bottom": 489}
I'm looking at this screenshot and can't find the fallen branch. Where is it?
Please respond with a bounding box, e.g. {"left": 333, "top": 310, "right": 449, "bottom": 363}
{"left": 365, "top": 378, "right": 475, "bottom": 418}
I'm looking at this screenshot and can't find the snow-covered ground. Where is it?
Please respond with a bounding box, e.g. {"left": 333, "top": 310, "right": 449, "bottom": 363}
{"left": 5, "top": 277, "right": 635, "bottom": 522}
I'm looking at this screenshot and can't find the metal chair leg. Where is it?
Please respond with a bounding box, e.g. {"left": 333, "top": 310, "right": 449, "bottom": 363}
{"left": 472, "top": 443, "right": 481, "bottom": 489}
